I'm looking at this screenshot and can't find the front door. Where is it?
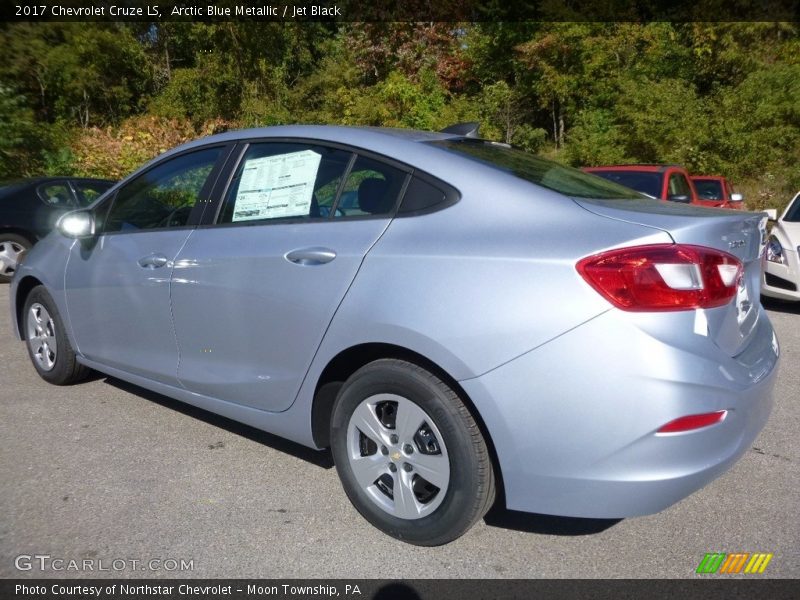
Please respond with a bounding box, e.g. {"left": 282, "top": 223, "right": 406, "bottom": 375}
{"left": 64, "top": 146, "right": 226, "bottom": 384}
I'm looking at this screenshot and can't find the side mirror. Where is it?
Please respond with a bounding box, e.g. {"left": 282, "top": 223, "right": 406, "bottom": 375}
{"left": 730, "top": 193, "right": 744, "bottom": 202}
{"left": 667, "top": 194, "right": 691, "bottom": 204}
{"left": 56, "top": 210, "right": 95, "bottom": 239}
{"left": 764, "top": 209, "right": 778, "bottom": 221}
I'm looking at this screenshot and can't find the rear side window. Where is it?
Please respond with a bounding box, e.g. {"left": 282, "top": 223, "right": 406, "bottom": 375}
{"left": 37, "top": 182, "right": 73, "bottom": 208}
{"left": 333, "top": 155, "right": 407, "bottom": 218}
{"left": 430, "top": 140, "right": 643, "bottom": 199}
{"left": 398, "top": 175, "right": 456, "bottom": 215}
{"left": 219, "top": 143, "right": 353, "bottom": 223}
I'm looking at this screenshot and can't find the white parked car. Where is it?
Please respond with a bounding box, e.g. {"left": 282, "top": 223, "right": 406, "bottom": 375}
{"left": 763, "top": 191, "right": 800, "bottom": 302}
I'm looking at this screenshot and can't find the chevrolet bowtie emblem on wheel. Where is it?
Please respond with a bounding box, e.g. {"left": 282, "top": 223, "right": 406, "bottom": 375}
{"left": 391, "top": 452, "right": 402, "bottom": 461}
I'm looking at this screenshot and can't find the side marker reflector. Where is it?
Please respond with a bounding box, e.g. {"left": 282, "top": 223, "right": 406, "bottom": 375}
{"left": 657, "top": 410, "right": 728, "bottom": 434}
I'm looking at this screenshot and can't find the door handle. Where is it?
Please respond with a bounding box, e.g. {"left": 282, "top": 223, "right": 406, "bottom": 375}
{"left": 285, "top": 247, "right": 337, "bottom": 266}
{"left": 138, "top": 253, "right": 169, "bottom": 269}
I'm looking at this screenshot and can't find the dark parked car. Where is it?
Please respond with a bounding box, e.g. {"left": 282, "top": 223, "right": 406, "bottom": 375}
{"left": 0, "top": 177, "right": 114, "bottom": 282}
{"left": 582, "top": 164, "right": 701, "bottom": 205}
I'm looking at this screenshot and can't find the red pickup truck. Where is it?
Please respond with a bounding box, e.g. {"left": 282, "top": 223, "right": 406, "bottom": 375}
{"left": 582, "top": 165, "right": 702, "bottom": 205}
{"left": 690, "top": 175, "right": 745, "bottom": 210}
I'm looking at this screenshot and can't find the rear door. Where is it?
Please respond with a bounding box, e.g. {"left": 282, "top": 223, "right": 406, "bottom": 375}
{"left": 170, "top": 140, "right": 410, "bottom": 411}
{"left": 64, "top": 146, "right": 228, "bottom": 384}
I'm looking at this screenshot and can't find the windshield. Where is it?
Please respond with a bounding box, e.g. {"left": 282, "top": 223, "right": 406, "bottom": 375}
{"left": 587, "top": 170, "right": 662, "bottom": 199}
{"left": 785, "top": 193, "right": 800, "bottom": 222}
{"left": 429, "top": 140, "right": 643, "bottom": 199}
{"left": 693, "top": 179, "right": 724, "bottom": 201}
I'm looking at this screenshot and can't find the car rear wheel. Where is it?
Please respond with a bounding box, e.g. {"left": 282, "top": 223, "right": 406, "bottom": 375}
{"left": 23, "top": 285, "right": 90, "bottom": 385}
{"left": 330, "top": 359, "right": 495, "bottom": 546}
{"left": 0, "top": 233, "right": 31, "bottom": 283}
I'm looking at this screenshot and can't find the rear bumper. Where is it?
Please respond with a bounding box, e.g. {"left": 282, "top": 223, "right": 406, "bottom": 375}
{"left": 460, "top": 309, "right": 779, "bottom": 518}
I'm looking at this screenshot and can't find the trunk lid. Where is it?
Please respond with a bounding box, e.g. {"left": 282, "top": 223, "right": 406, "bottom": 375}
{"left": 573, "top": 198, "right": 769, "bottom": 357}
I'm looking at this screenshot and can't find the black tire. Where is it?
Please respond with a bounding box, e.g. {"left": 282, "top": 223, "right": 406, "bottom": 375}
{"left": 22, "top": 285, "right": 91, "bottom": 385}
{"left": 0, "top": 233, "right": 32, "bottom": 283}
{"left": 330, "top": 359, "right": 495, "bottom": 546}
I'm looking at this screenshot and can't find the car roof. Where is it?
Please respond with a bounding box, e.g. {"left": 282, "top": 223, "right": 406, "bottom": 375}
{"left": 155, "top": 125, "right": 464, "bottom": 166}
{"left": 175, "top": 125, "right": 458, "bottom": 149}
{"left": 0, "top": 176, "right": 115, "bottom": 188}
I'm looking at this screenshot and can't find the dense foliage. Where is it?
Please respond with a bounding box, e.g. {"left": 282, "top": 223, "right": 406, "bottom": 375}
{"left": 0, "top": 22, "right": 797, "bottom": 210}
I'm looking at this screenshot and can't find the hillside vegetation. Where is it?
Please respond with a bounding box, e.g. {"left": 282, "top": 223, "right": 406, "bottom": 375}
{"left": 1, "top": 22, "right": 797, "bottom": 210}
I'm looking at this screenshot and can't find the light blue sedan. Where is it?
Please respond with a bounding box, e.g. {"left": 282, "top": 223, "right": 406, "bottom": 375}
{"left": 8, "top": 125, "right": 779, "bottom": 545}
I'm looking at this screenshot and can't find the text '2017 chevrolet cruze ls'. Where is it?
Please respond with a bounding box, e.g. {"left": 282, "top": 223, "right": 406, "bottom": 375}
{"left": 9, "top": 125, "right": 778, "bottom": 545}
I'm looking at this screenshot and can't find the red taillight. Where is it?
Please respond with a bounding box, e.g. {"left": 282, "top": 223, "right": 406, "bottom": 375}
{"left": 576, "top": 244, "right": 743, "bottom": 311}
{"left": 657, "top": 410, "right": 728, "bottom": 433}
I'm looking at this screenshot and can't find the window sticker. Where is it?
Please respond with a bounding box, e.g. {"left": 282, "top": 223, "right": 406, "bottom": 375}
{"left": 232, "top": 150, "right": 322, "bottom": 221}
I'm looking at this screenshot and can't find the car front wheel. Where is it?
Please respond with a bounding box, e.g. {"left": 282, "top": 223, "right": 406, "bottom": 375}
{"left": 330, "top": 359, "right": 495, "bottom": 546}
{"left": 23, "top": 285, "right": 90, "bottom": 385}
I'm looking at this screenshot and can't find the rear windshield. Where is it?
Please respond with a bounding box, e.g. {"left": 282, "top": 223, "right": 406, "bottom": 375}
{"left": 429, "top": 140, "right": 643, "bottom": 200}
{"left": 693, "top": 179, "right": 724, "bottom": 201}
{"left": 588, "top": 170, "right": 662, "bottom": 199}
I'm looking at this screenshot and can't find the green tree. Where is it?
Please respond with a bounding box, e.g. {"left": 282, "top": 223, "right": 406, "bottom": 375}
{"left": 0, "top": 85, "right": 41, "bottom": 178}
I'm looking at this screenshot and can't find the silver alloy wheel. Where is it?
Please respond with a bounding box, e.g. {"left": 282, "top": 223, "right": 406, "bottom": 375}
{"left": 26, "top": 303, "right": 57, "bottom": 372}
{"left": 0, "top": 240, "right": 25, "bottom": 277}
{"left": 346, "top": 393, "right": 450, "bottom": 520}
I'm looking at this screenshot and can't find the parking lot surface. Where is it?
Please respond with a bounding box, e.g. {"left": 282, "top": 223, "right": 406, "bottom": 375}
{"left": 1, "top": 284, "right": 798, "bottom": 578}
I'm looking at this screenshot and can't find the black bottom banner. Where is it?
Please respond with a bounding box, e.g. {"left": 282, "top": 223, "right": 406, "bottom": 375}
{"left": 3, "top": 579, "right": 799, "bottom": 600}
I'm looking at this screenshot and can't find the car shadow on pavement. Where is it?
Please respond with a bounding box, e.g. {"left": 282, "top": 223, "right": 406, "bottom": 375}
{"left": 483, "top": 504, "right": 621, "bottom": 536}
{"left": 103, "top": 377, "right": 335, "bottom": 469}
{"left": 762, "top": 297, "right": 800, "bottom": 315}
{"left": 103, "top": 376, "right": 619, "bottom": 536}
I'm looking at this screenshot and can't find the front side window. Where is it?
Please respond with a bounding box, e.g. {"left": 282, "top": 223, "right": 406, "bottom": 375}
{"left": 73, "top": 180, "right": 113, "bottom": 207}
{"left": 104, "top": 147, "right": 222, "bottom": 233}
{"left": 219, "top": 143, "right": 353, "bottom": 224}
{"left": 668, "top": 173, "right": 692, "bottom": 198}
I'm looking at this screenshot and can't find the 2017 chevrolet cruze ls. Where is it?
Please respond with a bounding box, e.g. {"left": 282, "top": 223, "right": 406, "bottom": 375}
{"left": 9, "top": 125, "right": 779, "bottom": 545}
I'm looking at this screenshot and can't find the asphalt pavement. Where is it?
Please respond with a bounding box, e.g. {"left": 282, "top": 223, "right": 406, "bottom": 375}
{"left": 1, "top": 284, "right": 797, "bottom": 579}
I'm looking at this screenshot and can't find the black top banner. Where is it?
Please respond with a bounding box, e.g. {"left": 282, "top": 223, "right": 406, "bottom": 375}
{"left": 2, "top": 0, "right": 799, "bottom": 22}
